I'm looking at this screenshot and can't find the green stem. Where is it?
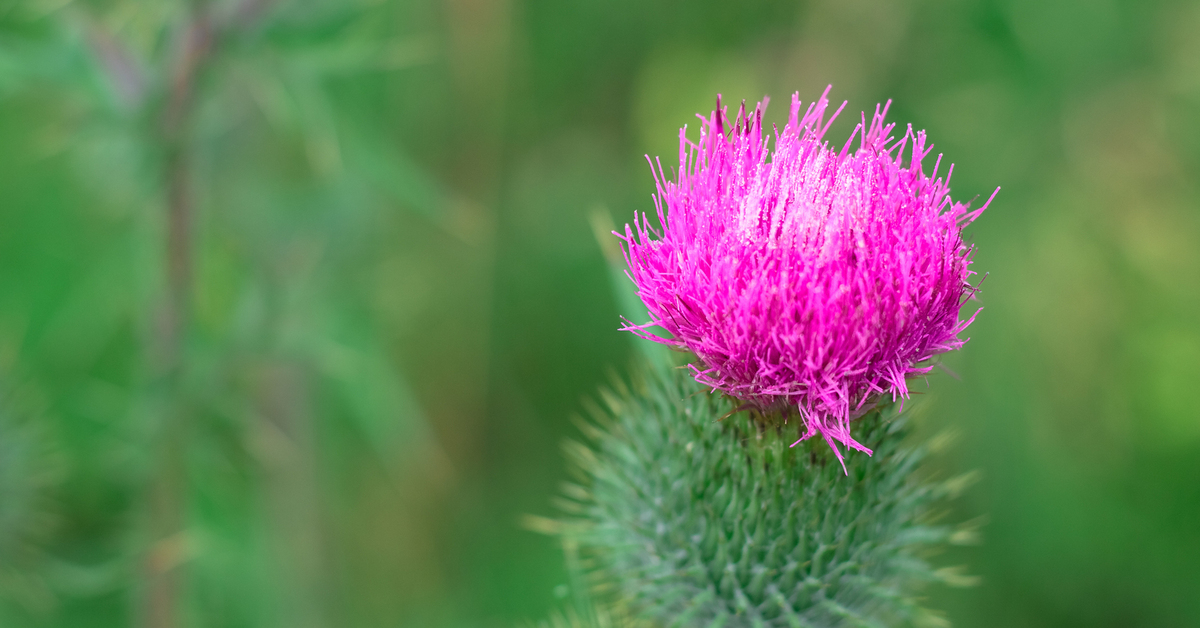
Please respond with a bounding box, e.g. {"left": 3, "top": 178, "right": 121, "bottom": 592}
{"left": 141, "top": 9, "right": 211, "bottom": 628}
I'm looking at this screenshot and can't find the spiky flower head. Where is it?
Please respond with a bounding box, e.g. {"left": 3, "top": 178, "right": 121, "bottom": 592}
{"left": 619, "top": 87, "right": 995, "bottom": 468}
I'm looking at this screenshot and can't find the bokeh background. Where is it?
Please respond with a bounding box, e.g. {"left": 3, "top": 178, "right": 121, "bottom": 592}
{"left": 0, "top": 0, "right": 1197, "bottom": 626}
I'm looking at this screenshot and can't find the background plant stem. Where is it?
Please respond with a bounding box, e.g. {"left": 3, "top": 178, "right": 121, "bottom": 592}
{"left": 141, "top": 9, "right": 213, "bottom": 628}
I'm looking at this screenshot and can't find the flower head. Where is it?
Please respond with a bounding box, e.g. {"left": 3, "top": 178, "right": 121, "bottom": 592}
{"left": 618, "top": 87, "right": 995, "bottom": 469}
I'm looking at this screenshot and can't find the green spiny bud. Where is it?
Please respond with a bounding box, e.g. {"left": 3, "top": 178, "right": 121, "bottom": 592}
{"left": 559, "top": 359, "right": 968, "bottom": 628}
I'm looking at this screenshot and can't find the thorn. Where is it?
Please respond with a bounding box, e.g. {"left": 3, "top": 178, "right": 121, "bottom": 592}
{"left": 717, "top": 403, "right": 756, "bottom": 422}
{"left": 934, "top": 362, "right": 961, "bottom": 380}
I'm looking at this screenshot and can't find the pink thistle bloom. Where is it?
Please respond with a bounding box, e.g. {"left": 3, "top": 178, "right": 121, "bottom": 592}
{"left": 618, "top": 87, "right": 996, "bottom": 471}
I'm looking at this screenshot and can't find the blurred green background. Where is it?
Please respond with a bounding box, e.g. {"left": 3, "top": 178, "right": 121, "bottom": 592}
{"left": 0, "top": 0, "right": 1197, "bottom": 626}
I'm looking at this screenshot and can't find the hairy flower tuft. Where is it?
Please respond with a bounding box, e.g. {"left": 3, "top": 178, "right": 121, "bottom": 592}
{"left": 618, "top": 87, "right": 995, "bottom": 469}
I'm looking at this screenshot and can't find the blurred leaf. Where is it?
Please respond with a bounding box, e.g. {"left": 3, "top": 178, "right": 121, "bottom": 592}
{"left": 0, "top": 384, "right": 64, "bottom": 618}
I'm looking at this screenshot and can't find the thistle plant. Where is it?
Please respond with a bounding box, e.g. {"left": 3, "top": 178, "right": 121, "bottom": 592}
{"left": 539, "top": 88, "right": 994, "bottom": 627}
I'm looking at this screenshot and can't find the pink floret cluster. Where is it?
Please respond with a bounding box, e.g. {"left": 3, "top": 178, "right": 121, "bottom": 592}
{"left": 618, "top": 87, "right": 995, "bottom": 470}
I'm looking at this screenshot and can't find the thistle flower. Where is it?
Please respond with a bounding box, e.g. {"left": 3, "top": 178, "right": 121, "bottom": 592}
{"left": 618, "top": 87, "right": 995, "bottom": 469}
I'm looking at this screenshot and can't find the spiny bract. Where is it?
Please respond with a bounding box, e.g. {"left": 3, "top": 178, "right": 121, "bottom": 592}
{"left": 560, "top": 359, "right": 969, "bottom": 628}
{"left": 619, "top": 87, "right": 995, "bottom": 467}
